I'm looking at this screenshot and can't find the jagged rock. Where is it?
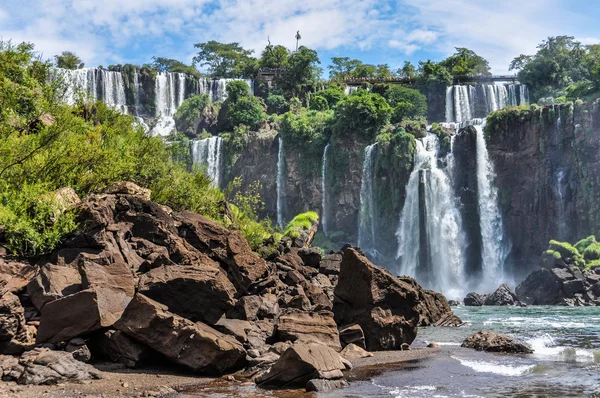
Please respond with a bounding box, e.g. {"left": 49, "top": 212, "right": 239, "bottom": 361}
{"left": 270, "top": 341, "right": 292, "bottom": 355}
{"left": 2, "top": 348, "right": 102, "bottom": 385}
{"left": 0, "top": 292, "right": 34, "bottom": 354}
{"left": 248, "top": 351, "right": 280, "bottom": 367}
{"left": 340, "top": 343, "right": 372, "bottom": 361}
{"left": 177, "top": 211, "right": 273, "bottom": 295}
{"left": 114, "top": 294, "right": 246, "bottom": 374}
{"left": 97, "top": 330, "right": 155, "bottom": 368}
{"left": 462, "top": 331, "right": 533, "bottom": 353}
{"left": 137, "top": 264, "right": 236, "bottom": 324}
{"left": 434, "top": 312, "right": 465, "bottom": 327}
{"left": 305, "top": 379, "right": 349, "bottom": 392}
{"left": 484, "top": 284, "right": 519, "bottom": 306}
{"left": 256, "top": 343, "right": 346, "bottom": 388}
{"left": 464, "top": 292, "right": 487, "bottom": 306}
{"left": 0, "top": 258, "right": 35, "bottom": 295}
{"left": 214, "top": 318, "right": 252, "bottom": 343}
{"left": 103, "top": 181, "right": 151, "bottom": 200}
{"left": 448, "top": 300, "right": 461, "bottom": 306}
{"left": 245, "top": 320, "right": 275, "bottom": 355}
{"left": 276, "top": 310, "right": 341, "bottom": 351}
{"left": 228, "top": 295, "right": 262, "bottom": 321}
{"left": 65, "top": 338, "right": 91, "bottom": 362}
{"left": 297, "top": 248, "right": 322, "bottom": 268}
{"left": 338, "top": 324, "right": 365, "bottom": 349}
{"left": 27, "top": 261, "right": 84, "bottom": 311}
{"left": 333, "top": 249, "right": 455, "bottom": 351}
{"left": 319, "top": 254, "right": 342, "bottom": 275}
{"left": 515, "top": 266, "right": 596, "bottom": 306}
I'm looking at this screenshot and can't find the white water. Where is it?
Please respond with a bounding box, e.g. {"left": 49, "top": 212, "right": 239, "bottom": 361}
{"left": 344, "top": 85, "right": 359, "bottom": 95}
{"left": 321, "top": 143, "right": 331, "bottom": 235}
{"left": 358, "top": 144, "right": 378, "bottom": 255}
{"left": 56, "top": 68, "right": 127, "bottom": 113}
{"left": 276, "top": 137, "right": 286, "bottom": 228}
{"left": 194, "top": 78, "right": 254, "bottom": 102}
{"left": 446, "top": 84, "right": 528, "bottom": 122}
{"left": 475, "top": 121, "right": 510, "bottom": 289}
{"left": 396, "top": 134, "right": 466, "bottom": 297}
{"left": 191, "top": 137, "right": 224, "bottom": 187}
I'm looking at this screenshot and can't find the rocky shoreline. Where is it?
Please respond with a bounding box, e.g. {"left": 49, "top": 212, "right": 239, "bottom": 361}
{"left": 0, "top": 183, "right": 462, "bottom": 395}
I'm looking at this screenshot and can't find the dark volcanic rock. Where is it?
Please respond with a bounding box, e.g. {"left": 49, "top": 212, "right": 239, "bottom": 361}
{"left": 319, "top": 253, "right": 342, "bottom": 275}
{"left": 462, "top": 331, "right": 533, "bottom": 353}
{"left": 338, "top": 324, "right": 365, "bottom": 349}
{"left": 516, "top": 266, "right": 598, "bottom": 306}
{"left": 333, "top": 248, "right": 456, "bottom": 351}
{"left": 256, "top": 343, "right": 346, "bottom": 388}
{"left": 114, "top": 294, "right": 246, "bottom": 374}
{"left": 484, "top": 284, "right": 519, "bottom": 306}
{"left": 0, "top": 292, "right": 34, "bottom": 354}
{"left": 464, "top": 292, "right": 487, "bottom": 306}
{"left": 275, "top": 310, "right": 341, "bottom": 351}
{"left": 137, "top": 264, "right": 236, "bottom": 324}
{"left": 97, "top": 330, "right": 156, "bottom": 368}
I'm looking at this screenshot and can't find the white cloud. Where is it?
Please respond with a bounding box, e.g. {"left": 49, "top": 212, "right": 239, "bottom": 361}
{"left": 579, "top": 37, "right": 600, "bottom": 45}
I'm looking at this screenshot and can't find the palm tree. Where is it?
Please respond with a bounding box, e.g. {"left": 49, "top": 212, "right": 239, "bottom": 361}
{"left": 295, "top": 31, "right": 301, "bottom": 52}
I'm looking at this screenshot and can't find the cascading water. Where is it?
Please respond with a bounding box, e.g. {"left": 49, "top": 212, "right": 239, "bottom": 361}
{"left": 191, "top": 137, "right": 224, "bottom": 187}
{"left": 396, "top": 134, "right": 466, "bottom": 297}
{"left": 358, "top": 144, "right": 378, "bottom": 256}
{"left": 344, "top": 86, "right": 359, "bottom": 95}
{"left": 474, "top": 121, "right": 510, "bottom": 289}
{"left": 321, "top": 143, "right": 331, "bottom": 235}
{"left": 445, "top": 86, "right": 454, "bottom": 123}
{"left": 276, "top": 137, "right": 286, "bottom": 228}
{"left": 447, "top": 84, "right": 528, "bottom": 122}
{"left": 56, "top": 68, "right": 127, "bottom": 113}
{"left": 153, "top": 72, "right": 189, "bottom": 136}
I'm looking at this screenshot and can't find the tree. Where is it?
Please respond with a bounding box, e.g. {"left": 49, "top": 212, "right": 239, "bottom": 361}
{"left": 440, "top": 47, "right": 491, "bottom": 76}
{"left": 54, "top": 51, "right": 84, "bottom": 70}
{"left": 333, "top": 91, "right": 391, "bottom": 138}
{"left": 151, "top": 57, "right": 200, "bottom": 77}
{"left": 386, "top": 86, "right": 427, "bottom": 122}
{"left": 418, "top": 60, "right": 453, "bottom": 87}
{"left": 328, "top": 57, "right": 362, "bottom": 80}
{"left": 192, "top": 41, "right": 257, "bottom": 78}
{"left": 276, "top": 46, "right": 321, "bottom": 98}
{"left": 218, "top": 81, "right": 266, "bottom": 130}
{"left": 260, "top": 44, "right": 290, "bottom": 69}
{"left": 399, "top": 61, "right": 417, "bottom": 79}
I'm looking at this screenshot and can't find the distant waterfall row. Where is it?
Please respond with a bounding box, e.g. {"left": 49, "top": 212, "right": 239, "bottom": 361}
{"left": 445, "top": 84, "right": 529, "bottom": 123}
{"left": 53, "top": 67, "right": 254, "bottom": 136}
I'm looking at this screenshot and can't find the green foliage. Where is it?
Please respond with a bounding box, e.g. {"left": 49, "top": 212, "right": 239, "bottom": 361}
{"left": 151, "top": 57, "right": 200, "bottom": 78}
{"left": 484, "top": 105, "right": 531, "bottom": 138}
{"left": 192, "top": 41, "right": 258, "bottom": 78}
{"left": 328, "top": 57, "right": 395, "bottom": 80}
{"left": 316, "top": 86, "right": 345, "bottom": 108}
{"left": 54, "top": 51, "right": 84, "bottom": 70}
{"left": 260, "top": 44, "right": 290, "bottom": 69}
{"left": 417, "top": 60, "right": 453, "bottom": 87}
{"left": 309, "top": 95, "right": 329, "bottom": 111}
{"left": 173, "top": 94, "right": 211, "bottom": 132}
{"left": 398, "top": 118, "right": 427, "bottom": 139}
{"left": 333, "top": 91, "right": 392, "bottom": 140}
{"left": 228, "top": 96, "right": 266, "bottom": 129}
{"left": 583, "top": 242, "right": 600, "bottom": 261}
{"left": 226, "top": 80, "right": 251, "bottom": 102}
{"left": 574, "top": 235, "right": 597, "bottom": 253}
{"left": 386, "top": 85, "right": 427, "bottom": 123}
{"left": 275, "top": 46, "right": 321, "bottom": 99}
{"left": 398, "top": 61, "right": 417, "bottom": 79}
{"left": 439, "top": 47, "right": 491, "bottom": 76}
{"left": 283, "top": 211, "right": 319, "bottom": 239}
{"left": 279, "top": 108, "right": 333, "bottom": 149}
{"left": 265, "top": 94, "right": 288, "bottom": 115}
{"left": 548, "top": 240, "right": 585, "bottom": 268}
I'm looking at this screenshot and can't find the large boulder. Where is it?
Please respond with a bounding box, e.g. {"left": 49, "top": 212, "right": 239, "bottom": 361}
{"left": 319, "top": 253, "right": 342, "bottom": 276}
{"left": 276, "top": 310, "right": 341, "bottom": 351}
{"left": 515, "top": 267, "right": 590, "bottom": 305}
{"left": 464, "top": 292, "right": 487, "bottom": 306}
{"left": 114, "top": 294, "right": 246, "bottom": 374}
{"left": 461, "top": 331, "right": 533, "bottom": 353}
{"left": 0, "top": 258, "right": 35, "bottom": 295}
{"left": 256, "top": 343, "right": 347, "bottom": 388}
{"left": 1, "top": 348, "right": 102, "bottom": 385}
{"left": 338, "top": 324, "right": 365, "bottom": 349}
{"left": 484, "top": 284, "right": 519, "bottom": 306}
{"left": 138, "top": 264, "right": 236, "bottom": 324}
{"left": 333, "top": 249, "right": 456, "bottom": 351}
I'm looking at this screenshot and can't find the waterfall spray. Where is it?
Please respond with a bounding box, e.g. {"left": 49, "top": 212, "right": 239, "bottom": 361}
{"left": 276, "top": 137, "right": 286, "bottom": 228}
{"left": 321, "top": 144, "right": 331, "bottom": 235}
{"left": 358, "top": 144, "right": 378, "bottom": 255}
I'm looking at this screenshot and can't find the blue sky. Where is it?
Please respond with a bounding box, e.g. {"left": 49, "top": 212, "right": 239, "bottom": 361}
{"left": 1, "top": 0, "right": 599, "bottom": 75}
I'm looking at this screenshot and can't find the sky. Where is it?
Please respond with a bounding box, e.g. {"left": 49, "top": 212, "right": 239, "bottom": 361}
{"left": 1, "top": 0, "right": 599, "bottom": 76}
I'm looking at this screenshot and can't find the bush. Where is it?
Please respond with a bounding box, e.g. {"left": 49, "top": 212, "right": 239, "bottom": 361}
{"left": 333, "top": 91, "right": 391, "bottom": 139}
{"left": 265, "top": 94, "right": 288, "bottom": 115}
{"left": 548, "top": 240, "right": 585, "bottom": 268}
{"left": 283, "top": 211, "right": 319, "bottom": 239}
{"left": 173, "top": 94, "right": 211, "bottom": 132}
{"left": 228, "top": 95, "right": 266, "bottom": 129}
{"left": 309, "top": 95, "right": 329, "bottom": 111}
{"left": 316, "top": 86, "right": 345, "bottom": 108}
{"left": 583, "top": 243, "right": 600, "bottom": 261}
{"left": 386, "top": 86, "right": 427, "bottom": 122}
{"left": 574, "top": 235, "right": 597, "bottom": 253}
{"left": 225, "top": 80, "right": 251, "bottom": 102}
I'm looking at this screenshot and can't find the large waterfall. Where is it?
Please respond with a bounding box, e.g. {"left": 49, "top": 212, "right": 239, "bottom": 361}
{"left": 445, "top": 83, "right": 529, "bottom": 123}
{"left": 276, "top": 137, "right": 286, "bottom": 228}
{"left": 321, "top": 144, "right": 331, "bottom": 235}
{"left": 396, "top": 134, "right": 466, "bottom": 297}
{"left": 191, "top": 137, "right": 224, "bottom": 187}
{"left": 53, "top": 67, "right": 254, "bottom": 136}
{"left": 474, "top": 121, "right": 510, "bottom": 289}
{"left": 358, "top": 144, "right": 378, "bottom": 256}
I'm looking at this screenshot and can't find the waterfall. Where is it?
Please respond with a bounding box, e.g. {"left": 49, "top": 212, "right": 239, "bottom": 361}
{"left": 191, "top": 137, "right": 223, "bottom": 187}
{"left": 453, "top": 85, "right": 472, "bottom": 123}
{"left": 519, "top": 85, "right": 529, "bottom": 105}
{"left": 446, "top": 84, "right": 528, "bottom": 122}
{"left": 344, "top": 86, "right": 359, "bottom": 95}
{"left": 276, "top": 137, "right": 286, "bottom": 228}
{"left": 133, "top": 70, "right": 141, "bottom": 116}
{"left": 396, "top": 134, "right": 466, "bottom": 298}
{"left": 153, "top": 72, "right": 181, "bottom": 136}
{"left": 194, "top": 78, "right": 255, "bottom": 102}
{"left": 474, "top": 121, "right": 509, "bottom": 289}
{"left": 445, "top": 86, "right": 454, "bottom": 123}
{"left": 55, "top": 68, "right": 127, "bottom": 113}
{"left": 358, "top": 144, "right": 378, "bottom": 255}
{"left": 321, "top": 144, "right": 331, "bottom": 235}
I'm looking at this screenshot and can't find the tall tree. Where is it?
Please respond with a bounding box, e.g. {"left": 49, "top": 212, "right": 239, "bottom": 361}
{"left": 260, "top": 44, "right": 290, "bottom": 69}
{"left": 399, "top": 61, "right": 417, "bottom": 79}
{"left": 440, "top": 47, "right": 491, "bottom": 76}
{"left": 192, "top": 41, "right": 257, "bottom": 78}
{"left": 54, "top": 51, "right": 84, "bottom": 70}
{"left": 151, "top": 57, "right": 200, "bottom": 77}
{"left": 276, "top": 46, "right": 321, "bottom": 98}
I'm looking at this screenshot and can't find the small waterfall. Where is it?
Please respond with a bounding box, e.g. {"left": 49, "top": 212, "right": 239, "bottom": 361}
{"left": 445, "top": 86, "right": 454, "bottom": 123}
{"left": 191, "top": 137, "right": 223, "bottom": 187}
{"left": 519, "top": 85, "right": 529, "bottom": 105}
{"left": 56, "top": 68, "right": 126, "bottom": 113}
{"left": 153, "top": 72, "right": 182, "bottom": 136}
{"left": 321, "top": 143, "right": 331, "bottom": 235}
{"left": 276, "top": 137, "right": 286, "bottom": 228}
{"left": 453, "top": 85, "right": 473, "bottom": 123}
{"left": 358, "top": 144, "right": 378, "bottom": 255}
{"left": 133, "top": 70, "right": 141, "bottom": 116}
{"left": 446, "top": 84, "right": 528, "bottom": 122}
{"left": 474, "top": 121, "right": 509, "bottom": 288}
{"left": 344, "top": 86, "right": 359, "bottom": 95}
{"left": 396, "top": 134, "right": 466, "bottom": 297}
{"left": 195, "top": 78, "right": 255, "bottom": 102}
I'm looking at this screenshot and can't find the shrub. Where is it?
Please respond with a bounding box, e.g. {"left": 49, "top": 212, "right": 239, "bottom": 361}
{"left": 225, "top": 80, "right": 251, "bottom": 102}
{"left": 316, "top": 86, "right": 345, "bottom": 108}
{"left": 283, "top": 211, "right": 319, "bottom": 239}
{"left": 173, "top": 94, "right": 211, "bottom": 132}
{"left": 574, "top": 235, "right": 597, "bottom": 253}
{"left": 333, "top": 91, "right": 391, "bottom": 139}
{"left": 548, "top": 240, "right": 585, "bottom": 268}
{"left": 583, "top": 243, "right": 600, "bottom": 261}
{"left": 265, "top": 94, "right": 288, "bottom": 115}
{"left": 228, "top": 95, "right": 266, "bottom": 129}
{"left": 309, "top": 95, "right": 329, "bottom": 111}
{"left": 386, "top": 86, "right": 427, "bottom": 122}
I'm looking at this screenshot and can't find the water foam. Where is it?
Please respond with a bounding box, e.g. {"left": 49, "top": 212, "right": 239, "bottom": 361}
{"left": 454, "top": 357, "right": 535, "bottom": 376}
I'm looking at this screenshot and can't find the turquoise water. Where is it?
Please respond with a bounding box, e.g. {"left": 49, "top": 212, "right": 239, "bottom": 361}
{"left": 330, "top": 306, "right": 600, "bottom": 397}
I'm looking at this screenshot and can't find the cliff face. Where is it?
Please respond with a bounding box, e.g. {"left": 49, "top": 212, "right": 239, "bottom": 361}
{"left": 486, "top": 101, "right": 600, "bottom": 277}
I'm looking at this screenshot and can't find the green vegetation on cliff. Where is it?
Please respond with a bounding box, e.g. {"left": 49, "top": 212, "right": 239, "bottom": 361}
{"left": 545, "top": 237, "right": 600, "bottom": 270}
{"left": 283, "top": 211, "right": 319, "bottom": 239}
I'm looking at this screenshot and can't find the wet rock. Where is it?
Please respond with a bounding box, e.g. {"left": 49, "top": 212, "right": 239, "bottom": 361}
{"left": 276, "top": 310, "right": 341, "bottom": 351}
{"left": 256, "top": 343, "right": 346, "bottom": 388}
{"left": 138, "top": 264, "right": 236, "bottom": 324}
{"left": 484, "top": 284, "right": 519, "bottom": 306}
{"left": 400, "top": 343, "right": 411, "bottom": 351}
{"left": 338, "top": 324, "right": 365, "bottom": 349}
{"left": 461, "top": 331, "right": 533, "bottom": 353}
{"left": 427, "top": 342, "right": 440, "bottom": 348}
{"left": 463, "top": 292, "right": 487, "bottom": 306}
{"left": 305, "top": 378, "right": 349, "bottom": 392}
{"left": 114, "top": 294, "right": 246, "bottom": 374}
{"left": 333, "top": 249, "right": 455, "bottom": 351}
{"left": 448, "top": 300, "right": 461, "bottom": 306}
